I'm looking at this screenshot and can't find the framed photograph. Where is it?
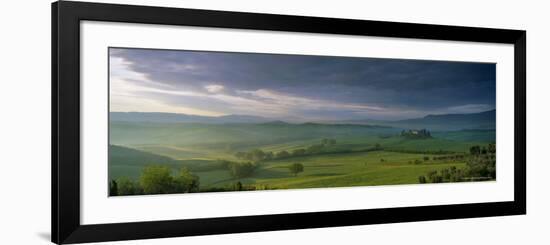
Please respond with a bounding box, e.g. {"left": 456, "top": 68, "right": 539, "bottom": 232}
{"left": 52, "top": 1, "right": 526, "bottom": 244}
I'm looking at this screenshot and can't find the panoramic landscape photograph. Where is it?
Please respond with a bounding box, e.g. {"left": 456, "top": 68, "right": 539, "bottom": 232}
{"left": 108, "top": 47, "right": 497, "bottom": 196}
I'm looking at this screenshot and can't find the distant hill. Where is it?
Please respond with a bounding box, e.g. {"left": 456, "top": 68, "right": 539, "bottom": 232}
{"left": 110, "top": 112, "right": 271, "bottom": 124}
{"left": 406, "top": 109, "right": 495, "bottom": 124}
{"left": 343, "top": 110, "right": 495, "bottom": 131}
{"left": 260, "top": 120, "right": 291, "bottom": 126}
{"left": 395, "top": 110, "right": 495, "bottom": 131}
{"left": 109, "top": 121, "right": 401, "bottom": 151}
{"left": 218, "top": 114, "right": 271, "bottom": 124}
{"left": 110, "top": 110, "right": 496, "bottom": 131}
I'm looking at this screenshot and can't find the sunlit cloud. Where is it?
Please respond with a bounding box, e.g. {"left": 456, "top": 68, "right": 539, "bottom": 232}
{"left": 110, "top": 93, "right": 225, "bottom": 116}
{"left": 110, "top": 56, "right": 173, "bottom": 89}
{"left": 204, "top": 84, "right": 225, "bottom": 93}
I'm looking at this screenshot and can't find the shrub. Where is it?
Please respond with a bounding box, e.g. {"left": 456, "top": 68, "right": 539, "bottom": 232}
{"left": 289, "top": 163, "right": 304, "bottom": 176}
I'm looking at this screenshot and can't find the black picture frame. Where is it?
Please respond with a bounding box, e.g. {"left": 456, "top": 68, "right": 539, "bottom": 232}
{"left": 52, "top": 1, "right": 526, "bottom": 244}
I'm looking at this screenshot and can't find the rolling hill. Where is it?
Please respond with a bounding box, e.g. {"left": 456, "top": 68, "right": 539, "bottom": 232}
{"left": 344, "top": 110, "right": 496, "bottom": 131}
{"left": 109, "top": 145, "right": 228, "bottom": 180}
{"left": 109, "top": 121, "right": 399, "bottom": 150}
{"left": 109, "top": 144, "right": 180, "bottom": 179}
{"left": 111, "top": 110, "right": 496, "bottom": 131}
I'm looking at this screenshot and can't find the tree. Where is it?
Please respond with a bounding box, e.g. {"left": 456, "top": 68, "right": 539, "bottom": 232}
{"left": 441, "top": 169, "right": 451, "bottom": 181}
{"left": 234, "top": 181, "right": 243, "bottom": 191}
{"left": 173, "top": 167, "right": 200, "bottom": 193}
{"left": 289, "top": 163, "right": 304, "bottom": 176}
{"left": 229, "top": 162, "right": 257, "bottom": 179}
{"left": 321, "top": 138, "right": 336, "bottom": 146}
{"left": 217, "top": 159, "right": 232, "bottom": 169}
{"left": 264, "top": 151, "right": 274, "bottom": 161}
{"left": 292, "top": 148, "right": 306, "bottom": 156}
{"left": 234, "top": 152, "right": 247, "bottom": 160}
{"left": 275, "top": 150, "right": 290, "bottom": 159}
{"left": 426, "top": 170, "right": 439, "bottom": 183}
{"left": 236, "top": 149, "right": 276, "bottom": 162}
{"left": 117, "top": 177, "right": 141, "bottom": 195}
{"left": 109, "top": 180, "right": 118, "bottom": 196}
{"left": 306, "top": 144, "right": 324, "bottom": 154}
{"left": 139, "top": 165, "right": 174, "bottom": 194}
{"left": 469, "top": 145, "right": 481, "bottom": 155}
{"left": 418, "top": 176, "right": 427, "bottom": 183}
{"left": 488, "top": 143, "right": 496, "bottom": 154}
{"left": 481, "top": 147, "right": 488, "bottom": 155}
{"left": 250, "top": 149, "right": 266, "bottom": 162}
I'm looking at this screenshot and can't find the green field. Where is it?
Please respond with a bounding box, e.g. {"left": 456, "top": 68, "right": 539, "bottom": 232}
{"left": 198, "top": 151, "right": 466, "bottom": 189}
{"left": 108, "top": 121, "right": 495, "bottom": 195}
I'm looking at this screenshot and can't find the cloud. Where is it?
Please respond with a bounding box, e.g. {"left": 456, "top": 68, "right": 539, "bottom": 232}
{"left": 109, "top": 47, "right": 496, "bottom": 120}
{"left": 110, "top": 53, "right": 374, "bottom": 118}
{"left": 110, "top": 56, "right": 174, "bottom": 89}
{"left": 110, "top": 57, "right": 147, "bottom": 81}
{"left": 109, "top": 55, "right": 224, "bottom": 116}
{"left": 445, "top": 104, "right": 494, "bottom": 114}
{"left": 204, "top": 84, "right": 224, "bottom": 93}
{"left": 238, "top": 89, "right": 384, "bottom": 112}
{"left": 109, "top": 58, "right": 286, "bottom": 116}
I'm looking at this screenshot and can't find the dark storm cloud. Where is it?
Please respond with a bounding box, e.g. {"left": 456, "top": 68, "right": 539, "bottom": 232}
{"left": 109, "top": 47, "right": 496, "bottom": 120}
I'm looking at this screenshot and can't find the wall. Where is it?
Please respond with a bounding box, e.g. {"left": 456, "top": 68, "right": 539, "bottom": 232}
{"left": 1, "top": 0, "right": 547, "bottom": 244}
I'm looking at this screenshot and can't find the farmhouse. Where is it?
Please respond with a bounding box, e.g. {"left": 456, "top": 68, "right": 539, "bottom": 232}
{"left": 400, "top": 129, "right": 432, "bottom": 139}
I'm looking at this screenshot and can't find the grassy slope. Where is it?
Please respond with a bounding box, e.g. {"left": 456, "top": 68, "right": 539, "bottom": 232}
{"left": 432, "top": 129, "right": 496, "bottom": 142}
{"left": 109, "top": 145, "right": 226, "bottom": 181}
{"left": 108, "top": 145, "right": 181, "bottom": 180}
{"left": 109, "top": 141, "right": 471, "bottom": 190}
{"left": 204, "top": 151, "right": 466, "bottom": 189}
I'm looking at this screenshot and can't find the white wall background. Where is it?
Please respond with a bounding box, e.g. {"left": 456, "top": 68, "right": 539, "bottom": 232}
{"left": 0, "top": 0, "right": 547, "bottom": 244}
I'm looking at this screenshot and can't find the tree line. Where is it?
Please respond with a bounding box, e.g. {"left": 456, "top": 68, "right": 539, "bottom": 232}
{"left": 418, "top": 143, "right": 496, "bottom": 184}
{"left": 408, "top": 154, "right": 467, "bottom": 165}
{"left": 109, "top": 165, "right": 199, "bottom": 196}
{"left": 385, "top": 148, "right": 457, "bottom": 155}
{"left": 431, "top": 154, "right": 466, "bottom": 161}
{"left": 469, "top": 143, "right": 496, "bottom": 155}
{"left": 234, "top": 138, "right": 338, "bottom": 162}
{"left": 217, "top": 160, "right": 258, "bottom": 179}
{"left": 200, "top": 181, "right": 277, "bottom": 193}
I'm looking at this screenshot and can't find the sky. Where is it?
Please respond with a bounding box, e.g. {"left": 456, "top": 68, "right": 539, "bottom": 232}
{"left": 109, "top": 47, "right": 496, "bottom": 121}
